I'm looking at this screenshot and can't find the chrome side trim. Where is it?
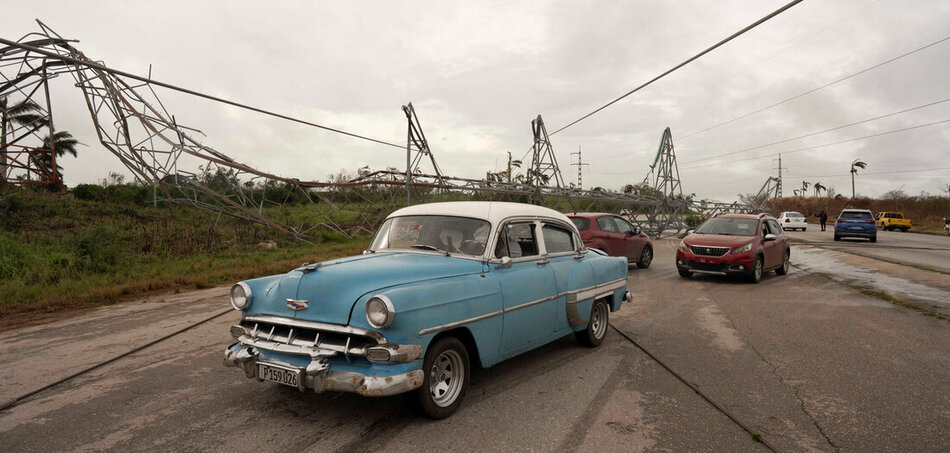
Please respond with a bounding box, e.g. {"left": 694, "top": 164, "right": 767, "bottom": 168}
{"left": 244, "top": 315, "right": 387, "bottom": 344}
{"left": 417, "top": 277, "right": 628, "bottom": 335}
{"left": 564, "top": 278, "right": 627, "bottom": 303}
{"left": 418, "top": 309, "right": 504, "bottom": 335}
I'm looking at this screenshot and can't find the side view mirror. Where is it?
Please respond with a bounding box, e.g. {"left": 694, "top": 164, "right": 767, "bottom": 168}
{"left": 764, "top": 234, "right": 778, "bottom": 242}
{"left": 630, "top": 226, "right": 641, "bottom": 235}
{"left": 495, "top": 256, "right": 512, "bottom": 269}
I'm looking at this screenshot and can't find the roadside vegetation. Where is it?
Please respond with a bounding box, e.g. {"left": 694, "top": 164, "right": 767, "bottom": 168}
{"left": 0, "top": 185, "right": 369, "bottom": 327}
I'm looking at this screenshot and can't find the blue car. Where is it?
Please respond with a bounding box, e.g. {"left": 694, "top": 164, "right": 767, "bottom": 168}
{"left": 224, "top": 201, "right": 630, "bottom": 418}
{"left": 834, "top": 209, "right": 877, "bottom": 243}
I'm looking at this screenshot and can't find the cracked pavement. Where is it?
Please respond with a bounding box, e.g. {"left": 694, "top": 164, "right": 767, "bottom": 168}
{"left": 1, "top": 239, "right": 948, "bottom": 451}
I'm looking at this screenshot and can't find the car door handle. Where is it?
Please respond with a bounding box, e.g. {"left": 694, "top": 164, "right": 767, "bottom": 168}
{"left": 535, "top": 259, "right": 549, "bottom": 265}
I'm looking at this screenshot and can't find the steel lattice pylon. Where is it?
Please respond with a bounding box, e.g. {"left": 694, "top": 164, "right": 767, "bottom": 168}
{"left": 1, "top": 22, "right": 778, "bottom": 241}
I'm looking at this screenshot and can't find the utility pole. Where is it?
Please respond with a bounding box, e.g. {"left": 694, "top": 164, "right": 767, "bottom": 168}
{"left": 771, "top": 154, "right": 787, "bottom": 198}
{"left": 570, "top": 145, "right": 589, "bottom": 190}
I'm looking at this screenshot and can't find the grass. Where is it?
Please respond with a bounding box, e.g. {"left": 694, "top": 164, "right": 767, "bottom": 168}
{"left": 858, "top": 290, "right": 949, "bottom": 322}
{"left": 0, "top": 188, "right": 369, "bottom": 327}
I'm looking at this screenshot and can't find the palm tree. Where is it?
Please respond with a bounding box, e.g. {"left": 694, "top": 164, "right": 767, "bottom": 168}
{"left": 33, "top": 131, "right": 80, "bottom": 182}
{"left": 850, "top": 159, "right": 867, "bottom": 199}
{"left": 801, "top": 181, "right": 810, "bottom": 197}
{"left": 1, "top": 97, "right": 47, "bottom": 184}
{"left": 813, "top": 182, "right": 826, "bottom": 197}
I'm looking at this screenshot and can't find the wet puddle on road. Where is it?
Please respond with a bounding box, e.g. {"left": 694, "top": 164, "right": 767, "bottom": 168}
{"left": 791, "top": 245, "right": 950, "bottom": 306}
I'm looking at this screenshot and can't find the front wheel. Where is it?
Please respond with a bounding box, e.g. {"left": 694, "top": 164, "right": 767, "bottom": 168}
{"left": 870, "top": 235, "right": 877, "bottom": 243}
{"left": 408, "top": 337, "right": 470, "bottom": 419}
{"left": 775, "top": 250, "right": 790, "bottom": 275}
{"left": 833, "top": 234, "right": 841, "bottom": 241}
{"left": 575, "top": 299, "right": 609, "bottom": 347}
{"left": 636, "top": 245, "right": 653, "bottom": 268}
{"left": 747, "top": 256, "right": 763, "bottom": 283}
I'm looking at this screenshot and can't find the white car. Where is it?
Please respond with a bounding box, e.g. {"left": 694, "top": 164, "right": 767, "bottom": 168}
{"left": 777, "top": 211, "right": 807, "bottom": 231}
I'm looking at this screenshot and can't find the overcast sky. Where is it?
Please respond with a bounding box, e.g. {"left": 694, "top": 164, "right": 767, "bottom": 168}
{"left": 6, "top": 0, "right": 950, "bottom": 201}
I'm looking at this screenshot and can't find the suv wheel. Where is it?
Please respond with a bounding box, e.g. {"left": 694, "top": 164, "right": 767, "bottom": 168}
{"left": 678, "top": 268, "right": 692, "bottom": 278}
{"left": 833, "top": 234, "right": 841, "bottom": 241}
{"left": 747, "top": 256, "right": 763, "bottom": 283}
{"left": 870, "top": 235, "right": 877, "bottom": 243}
{"left": 775, "top": 250, "right": 790, "bottom": 275}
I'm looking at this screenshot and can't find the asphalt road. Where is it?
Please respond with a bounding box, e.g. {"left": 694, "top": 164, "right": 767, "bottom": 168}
{"left": 1, "top": 241, "right": 948, "bottom": 452}
{"left": 786, "top": 227, "right": 950, "bottom": 273}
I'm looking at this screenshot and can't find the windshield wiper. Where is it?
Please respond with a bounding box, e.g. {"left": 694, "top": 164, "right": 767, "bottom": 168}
{"left": 411, "top": 244, "right": 450, "bottom": 256}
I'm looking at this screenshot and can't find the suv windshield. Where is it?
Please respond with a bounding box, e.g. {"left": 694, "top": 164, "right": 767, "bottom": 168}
{"left": 840, "top": 211, "right": 873, "bottom": 220}
{"left": 370, "top": 215, "right": 491, "bottom": 256}
{"left": 695, "top": 217, "right": 758, "bottom": 236}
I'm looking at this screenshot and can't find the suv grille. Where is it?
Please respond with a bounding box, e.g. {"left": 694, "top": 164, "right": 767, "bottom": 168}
{"left": 689, "top": 245, "right": 730, "bottom": 257}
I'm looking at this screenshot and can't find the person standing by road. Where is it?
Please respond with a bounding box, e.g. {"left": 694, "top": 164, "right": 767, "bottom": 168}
{"left": 816, "top": 209, "right": 828, "bottom": 231}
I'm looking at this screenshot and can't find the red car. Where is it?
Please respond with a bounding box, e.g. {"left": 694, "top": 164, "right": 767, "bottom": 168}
{"left": 568, "top": 213, "right": 653, "bottom": 268}
{"left": 675, "top": 213, "right": 790, "bottom": 283}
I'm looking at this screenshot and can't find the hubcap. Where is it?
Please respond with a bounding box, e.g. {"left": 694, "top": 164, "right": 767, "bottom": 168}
{"left": 429, "top": 349, "right": 464, "bottom": 407}
{"left": 641, "top": 248, "right": 652, "bottom": 265}
{"left": 783, "top": 253, "right": 789, "bottom": 272}
{"left": 755, "top": 259, "right": 762, "bottom": 279}
{"left": 591, "top": 302, "right": 608, "bottom": 339}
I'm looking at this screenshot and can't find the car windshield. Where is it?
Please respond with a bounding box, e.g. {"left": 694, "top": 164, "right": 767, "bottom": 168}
{"left": 694, "top": 217, "right": 758, "bottom": 236}
{"left": 840, "top": 211, "right": 873, "bottom": 220}
{"left": 369, "top": 215, "right": 491, "bottom": 256}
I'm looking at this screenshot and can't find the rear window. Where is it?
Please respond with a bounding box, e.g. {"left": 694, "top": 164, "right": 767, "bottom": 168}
{"left": 840, "top": 211, "right": 873, "bottom": 220}
{"left": 570, "top": 217, "right": 590, "bottom": 231}
{"left": 787, "top": 212, "right": 804, "bottom": 218}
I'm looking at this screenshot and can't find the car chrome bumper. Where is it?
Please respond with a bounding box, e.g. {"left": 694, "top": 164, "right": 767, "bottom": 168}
{"left": 223, "top": 344, "right": 424, "bottom": 397}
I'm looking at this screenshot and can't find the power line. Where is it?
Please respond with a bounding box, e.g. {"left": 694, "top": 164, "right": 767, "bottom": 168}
{"left": 677, "top": 34, "right": 950, "bottom": 142}
{"left": 790, "top": 166, "right": 950, "bottom": 179}
{"left": 590, "top": 33, "right": 950, "bottom": 164}
{"left": 0, "top": 37, "right": 406, "bottom": 150}
{"left": 548, "top": 0, "right": 805, "bottom": 137}
{"left": 679, "top": 96, "right": 950, "bottom": 165}
{"left": 679, "top": 118, "right": 950, "bottom": 170}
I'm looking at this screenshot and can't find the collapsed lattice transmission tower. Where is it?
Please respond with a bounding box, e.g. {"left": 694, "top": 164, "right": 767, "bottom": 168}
{"left": 1, "top": 21, "right": 776, "bottom": 241}
{"left": 641, "top": 127, "right": 688, "bottom": 236}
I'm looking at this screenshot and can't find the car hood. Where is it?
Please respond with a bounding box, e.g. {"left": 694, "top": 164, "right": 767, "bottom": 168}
{"left": 245, "top": 252, "right": 484, "bottom": 325}
{"left": 684, "top": 234, "right": 755, "bottom": 247}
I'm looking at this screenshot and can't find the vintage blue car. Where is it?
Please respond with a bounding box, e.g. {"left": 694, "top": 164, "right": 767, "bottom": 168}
{"left": 224, "top": 201, "right": 630, "bottom": 418}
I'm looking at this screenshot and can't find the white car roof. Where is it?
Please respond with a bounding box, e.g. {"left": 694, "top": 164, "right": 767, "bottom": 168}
{"left": 388, "top": 201, "right": 574, "bottom": 227}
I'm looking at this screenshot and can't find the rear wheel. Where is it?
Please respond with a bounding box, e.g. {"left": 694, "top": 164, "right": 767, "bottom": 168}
{"left": 834, "top": 234, "right": 841, "bottom": 241}
{"left": 408, "top": 337, "right": 470, "bottom": 419}
{"left": 747, "top": 256, "right": 763, "bottom": 283}
{"left": 636, "top": 245, "right": 653, "bottom": 269}
{"left": 575, "top": 299, "right": 609, "bottom": 347}
{"left": 870, "top": 235, "right": 877, "bottom": 243}
{"left": 678, "top": 268, "right": 692, "bottom": 278}
{"left": 775, "top": 250, "right": 790, "bottom": 275}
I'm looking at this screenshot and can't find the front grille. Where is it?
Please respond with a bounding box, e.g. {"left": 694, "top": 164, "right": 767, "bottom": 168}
{"left": 239, "top": 317, "right": 380, "bottom": 358}
{"left": 689, "top": 245, "right": 730, "bottom": 257}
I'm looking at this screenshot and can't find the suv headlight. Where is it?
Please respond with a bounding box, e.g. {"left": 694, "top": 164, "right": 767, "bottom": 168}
{"left": 731, "top": 242, "right": 754, "bottom": 255}
{"left": 365, "top": 295, "right": 395, "bottom": 328}
{"left": 230, "top": 282, "right": 252, "bottom": 310}
{"left": 678, "top": 239, "right": 688, "bottom": 251}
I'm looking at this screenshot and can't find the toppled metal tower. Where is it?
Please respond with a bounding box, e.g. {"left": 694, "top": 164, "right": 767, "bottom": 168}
{"left": 1, "top": 21, "right": 776, "bottom": 241}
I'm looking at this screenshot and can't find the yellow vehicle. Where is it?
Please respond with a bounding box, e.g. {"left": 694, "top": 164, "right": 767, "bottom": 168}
{"left": 875, "top": 212, "right": 911, "bottom": 232}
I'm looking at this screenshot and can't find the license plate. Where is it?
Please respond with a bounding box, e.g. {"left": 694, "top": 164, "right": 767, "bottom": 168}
{"left": 258, "top": 363, "right": 301, "bottom": 388}
{"left": 851, "top": 226, "right": 862, "bottom": 230}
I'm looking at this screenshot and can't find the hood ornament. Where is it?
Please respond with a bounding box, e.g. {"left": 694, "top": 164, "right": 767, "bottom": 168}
{"left": 286, "top": 299, "right": 310, "bottom": 310}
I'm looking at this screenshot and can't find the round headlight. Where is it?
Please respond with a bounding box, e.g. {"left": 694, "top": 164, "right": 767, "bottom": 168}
{"left": 365, "top": 295, "right": 395, "bottom": 328}
{"left": 230, "top": 282, "right": 252, "bottom": 310}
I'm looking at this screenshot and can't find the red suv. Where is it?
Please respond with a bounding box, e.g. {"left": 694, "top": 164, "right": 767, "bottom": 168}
{"left": 675, "top": 213, "right": 790, "bottom": 283}
{"left": 568, "top": 213, "right": 653, "bottom": 268}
